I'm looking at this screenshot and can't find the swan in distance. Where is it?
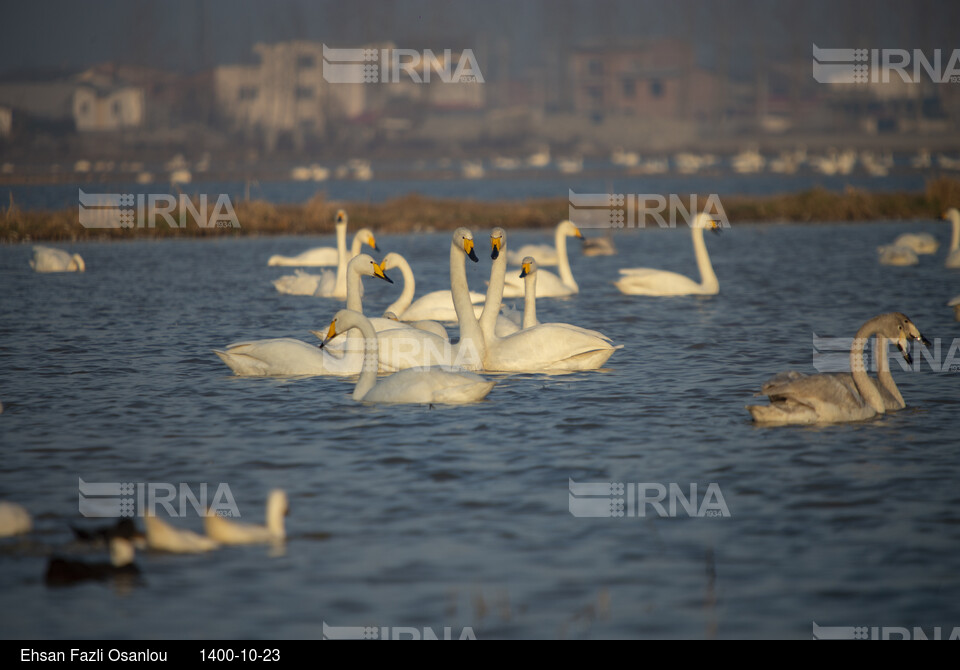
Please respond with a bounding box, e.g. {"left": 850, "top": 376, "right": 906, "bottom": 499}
{"left": 30, "top": 246, "right": 85, "bottom": 273}
{"left": 268, "top": 209, "right": 351, "bottom": 266}
{"left": 746, "top": 313, "right": 927, "bottom": 425}
{"left": 877, "top": 245, "right": 919, "bottom": 266}
{"left": 615, "top": 213, "right": 721, "bottom": 296}
{"left": 944, "top": 208, "right": 960, "bottom": 268}
{"left": 319, "top": 310, "right": 496, "bottom": 404}
{"left": 272, "top": 225, "right": 379, "bottom": 297}
{"left": 0, "top": 501, "right": 31, "bottom": 537}
{"left": 507, "top": 219, "right": 583, "bottom": 266}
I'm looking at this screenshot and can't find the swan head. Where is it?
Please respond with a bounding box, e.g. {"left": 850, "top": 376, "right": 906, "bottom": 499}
{"left": 519, "top": 256, "right": 537, "bottom": 278}
{"left": 558, "top": 220, "right": 583, "bottom": 239}
{"left": 693, "top": 213, "right": 722, "bottom": 234}
{"left": 380, "top": 252, "right": 406, "bottom": 275}
{"left": 453, "top": 227, "right": 479, "bottom": 262}
{"left": 71, "top": 254, "right": 86, "bottom": 272}
{"left": 877, "top": 313, "right": 929, "bottom": 364}
{"left": 320, "top": 309, "right": 370, "bottom": 350}
{"left": 348, "top": 253, "right": 393, "bottom": 283}
{"left": 942, "top": 207, "right": 959, "bottom": 222}
{"left": 382, "top": 311, "right": 400, "bottom": 321}
{"left": 490, "top": 227, "right": 505, "bottom": 259}
{"left": 335, "top": 209, "right": 348, "bottom": 227}
{"left": 354, "top": 228, "right": 379, "bottom": 252}
{"left": 109, "top": 537, "right": 136, "bottom": 567}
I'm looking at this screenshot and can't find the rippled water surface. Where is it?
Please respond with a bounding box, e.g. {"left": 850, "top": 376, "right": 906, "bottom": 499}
{"left": 1, "top": 219, "right": 958, "bottom": 639}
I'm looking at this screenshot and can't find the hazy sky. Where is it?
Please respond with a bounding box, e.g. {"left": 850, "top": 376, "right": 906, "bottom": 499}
{"left": 2, "top": 0, "right": 958, "bottom": 78}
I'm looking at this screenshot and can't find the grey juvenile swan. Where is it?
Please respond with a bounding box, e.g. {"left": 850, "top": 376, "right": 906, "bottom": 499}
{"left": 747, "top": 313, "right": 928, "bottom": 425}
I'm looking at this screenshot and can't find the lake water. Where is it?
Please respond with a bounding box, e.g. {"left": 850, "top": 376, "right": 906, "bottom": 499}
{"left": 1, "top": 219, "right": 958, "bottom": 639}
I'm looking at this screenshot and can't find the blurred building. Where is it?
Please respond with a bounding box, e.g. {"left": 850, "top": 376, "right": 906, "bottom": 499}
{"left": 569, "top": 40, "right": 717, "bottom": 121}
{"left": 0, "top": 77, "right": 145, "bottom": 135}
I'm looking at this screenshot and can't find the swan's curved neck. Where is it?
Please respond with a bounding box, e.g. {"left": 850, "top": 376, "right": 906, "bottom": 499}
{"left": 344, "top": 312, "right": 380, "bottom": 401}
{"left": 692, "top": 226, "right": 718, "bottom": 292}
{"left": 523, "top": 272, "right": 538, "bottom": 329}
{"left": 345, "top": 265, "right": 364, "bottom": 313}
{"left": 555, "top": 231, "right": 578, "bottom": 291}
{"left": 851, "top": 318, "right": 887, "bottom": 413}
{"left": 451, "top": 243, "right": 485, "bottom": 362}
{"left": 480, "top": 246, "right": 507, "bottom": 339}
{"left": 874, "top": 334, "right": 905, "bottom": 409}
{"left": 950, "top": 213, "right": 960, "bottom": 252}
{"left": 386, "top": 258, "right": 415, "bottom": 316}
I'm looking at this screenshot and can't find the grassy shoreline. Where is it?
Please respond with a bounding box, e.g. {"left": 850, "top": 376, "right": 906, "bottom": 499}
{"left": 3, "top": 178, "right": 960, "bottom": 243}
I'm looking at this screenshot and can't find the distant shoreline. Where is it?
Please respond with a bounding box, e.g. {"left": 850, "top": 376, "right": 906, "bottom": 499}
{"left": 3, "top": 179, "right": 959, "bottom": 243}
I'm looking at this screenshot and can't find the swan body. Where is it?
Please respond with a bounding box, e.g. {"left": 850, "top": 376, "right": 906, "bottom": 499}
{"left": 145, "top": 515, "right": 219, "bottom": 553}
{"left": 399, "top": 289, "right": 486, "bottom": 322}
{"left": 506, "top": 220, "right": 583, "bottom": 266}
{"left": 501, "top": 221, "right": 582, "bottom": 297}
{"left": 944, "top": 208, "right": 960, "bottom": 268}
{"left": 479, "top": 229, "right": 620, "bottom": 372}
{"left": 616, "top": 214, "right": 721, "bottom": 296}
{"left": 30, "top": 246, "right": 85, "bottom": 273}
{"left": 877, "top": 245, "right": 919, "bottom": 266}
{"left": 273, "top": 225, "right": 378, "bottom": 298}
{"left": 320, "top": 310, "right": 495, "bottom": 404}
{"left": 215, "top": 254, "right": 391, "bottom": 376}
{"left": 0, "top": 502, "right": 31, "bottom": 537}
{"left": 746, "top": 313, "right": 927, "bottom": 425}
{"left": 204, "top": 489, "right": 288, "bottom": 545}
{"left": 892, "top": 232, "right": 938, "bottom": 254}
{"left": 268, "top": 210, "right": 350, "bottom": 266}
{"left": 581, "top": 233, "right": 616, "bottom": 257}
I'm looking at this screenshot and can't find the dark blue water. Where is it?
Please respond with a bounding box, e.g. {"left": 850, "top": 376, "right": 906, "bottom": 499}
{"left": 1, "top": 219, "right": 958, "bottom": 639}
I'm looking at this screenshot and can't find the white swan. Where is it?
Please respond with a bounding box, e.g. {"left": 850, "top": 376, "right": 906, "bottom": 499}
{"left": 948, "top": 294, "right": 960, "bottom": 321}
{"left": 507, "top": 220, "right": 583, "bottom": 266}
{"left": 582, "top": 232, "right": 616, "bottom": 257}
{"left": 500, "top": 221, "right": 581, "bottom": 298}
{"left": 478, "top": 228, "right": 620, "bottom": 372}
{"left": 272, "top": 226, "right": 378, "bottom": 298}
{"left": 746, "top": 313, "right": 927, "bottom": 425}
{"left": 30, "top": 246, "right": 85, "bottom": 273}
{"left": 944, "top": 208, "right": 960, "bottom": 268}
{"left": 0, "top": 501, "right": 31, "bottom": 537}
{"left": 878, "top": 245, "right": 919, "bottom": 266}
{"left": 268, "top": 209, "right": 351, "bottom": 266}
{"left": 214, "top": 254, "right": 392, "bottom": 376}
{"left": 615, "top": 213, "right": 721, "bottom": 296}
{"left": 144, "top": 515, "right": 219, "bottom": 553}
{"left": 204, "top": 489, "right": 288, "bottom": 545}
{"left": 890, "top": 232, "right": 938, "bottom": 255}
{"left": 319, "top": 310, "right": 496, "bottom": 404}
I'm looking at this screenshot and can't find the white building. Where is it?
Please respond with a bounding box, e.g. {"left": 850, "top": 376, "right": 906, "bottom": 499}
{"left": 72, "top": 84, "right": 144, "bottom": 132}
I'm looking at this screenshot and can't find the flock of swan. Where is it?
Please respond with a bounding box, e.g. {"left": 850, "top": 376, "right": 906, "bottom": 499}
{"left": 878, "top": 207, "right": 960, "bottom": 268}
{"left": 0, "top": 490, "right": 288, "bottom": 586}
{"left": 24, "top": 205, "right": 956, "bottom": 419}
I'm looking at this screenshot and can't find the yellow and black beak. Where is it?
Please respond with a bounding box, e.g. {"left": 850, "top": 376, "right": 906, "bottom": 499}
{"left": 463, "top": 238, "right": 479, "bottom": 262}
{"left": 519, "top": 261, "right": 532, "bottom": 278}
{"left": 369, "top": 235, "right": 380, "bottom": 252}
{"left": 574, "top": 226, "right": 584, "bottom": 240}
{"left": 708, "top": 219, "right": 722, "bottom": 235}
{"left": 491, "top": 236, "right": 503, "bottom": 260}
{"left": 319, "top": 320, "right": 338, "bottom": 349}
{"left": 336, "top": 210, "right": 346, "bottom": 224}
{"left": 373, "top": 262, "right": 393, "bottom": 283}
